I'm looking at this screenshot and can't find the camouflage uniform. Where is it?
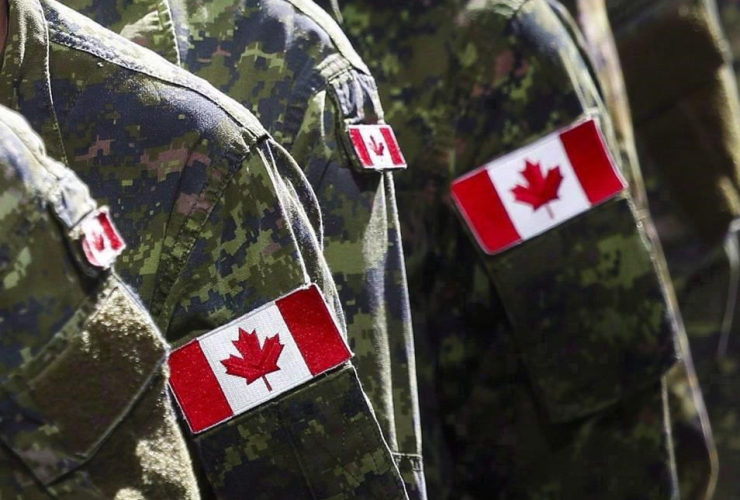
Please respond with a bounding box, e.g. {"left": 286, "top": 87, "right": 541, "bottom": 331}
{"left": 707, "top": 1, "right": 740, "bottom": 491}
{"left": 318, "top": 0, "right": 688, "bottom": 498}
{"left": 702, "top": 3, "right": 740, "bottom": 499}
{"left": 605, "top": 1, "right": 740, "bottom": 498}
{"left": 0, "top": 104, "right": 199, "bottom": 499}
{"left": 553, "top": 2, "right": 719, "bottom": 499}
{"left": 0, "top": 0, "right": 408, "bottom": 498}
{"left": 59, "top": 1, "right": 425, "bottom": 496}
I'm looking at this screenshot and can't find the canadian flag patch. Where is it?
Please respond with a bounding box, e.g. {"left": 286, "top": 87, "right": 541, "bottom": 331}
{"left": 451, "top": 119, "right": 626, "bottom": 255}
{"left": 79, "top": 207, "right": 125, "bottom": 268}
{"left": 168, "top": 285, "right": 352, "bottom": 433}
{"left": 348, "top": 124, "right": 407, "bottom": 170}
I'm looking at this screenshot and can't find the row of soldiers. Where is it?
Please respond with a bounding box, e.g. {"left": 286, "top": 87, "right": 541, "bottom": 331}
{"left": 3, "top": 0, "right": 740, "bottom": 498}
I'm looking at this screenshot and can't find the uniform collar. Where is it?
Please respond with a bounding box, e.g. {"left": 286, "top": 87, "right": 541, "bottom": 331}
{"left": 0, "top": 0, "right": 68, "bottom": 165}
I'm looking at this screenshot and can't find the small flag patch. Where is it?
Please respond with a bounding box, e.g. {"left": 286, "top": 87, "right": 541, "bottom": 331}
{"left": 168, "top": 285, "right": 352, "bottom": 434}
{"left": 450, "top": 119, "right": 626, "bottom": 255}
{"left": 348, "top": 124, "right": 407, "bottom": 170}
{"left": 79, "top": 207, "right": 125, "bottom": 268}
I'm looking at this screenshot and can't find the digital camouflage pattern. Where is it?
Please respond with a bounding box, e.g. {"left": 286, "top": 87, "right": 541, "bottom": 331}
{"left": 607, "top": 0, "right": 740, "bottom": 248}
{"left": 0, "top": 1, "right": 408, "bottom": 498}
{"left": 607, "top": 1, "right": 740, "bottom": 498}
{"left": 318, "top": 0, "right": 687, "bottom": 497}
{"left": 659, "top": 1, "right": 740, "bottom": 498}
{"left": 58, "top": 0, "right": 425, "bottom": 495}
{"left": 707, "top": 3, "right": 740, "bottom": 499}
{"left": 0, "top": 104, "right": 199, "bottom": 499}
{"left": 552, "top": 2, "right": 718, "bottom": 499}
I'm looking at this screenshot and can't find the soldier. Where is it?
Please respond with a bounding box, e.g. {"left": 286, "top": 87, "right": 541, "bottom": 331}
{"left": 605, "top": 1, "right": 740, "bottom": 498}
{"left": 550, "top": 2, "right": 721, "bottom": 499}
{"left": 0, "top": 0, "right": 409, "bottom": 498}
{"left": 60, "top": 0, "right": 425, "bottom": 496}
{"left": 704, "top": 6, "right": 740, "bottom": 498}
{"left": 318, "top": 0, "right": 689, "bottom": 498}
{"left": 0, "top": 104, "right": 199, "bottom": 498}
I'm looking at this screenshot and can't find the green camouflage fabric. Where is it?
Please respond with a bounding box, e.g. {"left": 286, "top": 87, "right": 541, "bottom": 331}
{"left": 707, "top": 4, "right": 740, "bottom": 500}
{"left": 664, "top": 1, "right": 740, "bottom": 499}
{"left": 607, "top": 1, "right": 740, "bottom": 498}
{"left": 552, "top": 2, "right": 719, "bottom": 499}
{"left": 607, "top": 0, "right": 740, "bottom": 248}
{"left": 0, "top": 1, "right": 408, "bottom": 498}
{"left": 318, "top": 0, "right": 688, "bottom": 497}
{"left": 0, "top": 104, "right": 200, "bottom": 499}
{"left": 58, "top": 1, "right": 425, "bottom": 494}
{"left": 720, "top": 0, "right": 740, "bottom": 85}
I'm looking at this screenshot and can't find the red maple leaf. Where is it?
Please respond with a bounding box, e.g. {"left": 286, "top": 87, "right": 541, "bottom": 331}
{"left": 94, "top": 232, "right": 107, "bottom": 251}
{"left": 220, "top": 328, "right": 285, "bottom": 391}
{"left": 369, "top": 135, "right": 385, "bottom": 156}
{"left": 510, "top": 160, "right": 564, "bottom": 218}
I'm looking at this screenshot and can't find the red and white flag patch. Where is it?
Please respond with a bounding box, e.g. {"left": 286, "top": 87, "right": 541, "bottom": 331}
{"left": 450, "top": 119, "right": 626, "bottom": 255}
{"left": 79, "top": 207, "right": 125, "bottom": 268}
{"left": 348, "top": 124, "right": 407, "bottom": 170}
{"left": 168, "top": 285, "right": 352, "bottom": 434}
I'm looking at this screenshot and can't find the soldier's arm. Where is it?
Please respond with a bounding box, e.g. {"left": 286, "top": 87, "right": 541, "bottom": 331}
{"left": 288, "top": 68, "right": 424, "bottom": 497}
{"left": 445, "top": 0, "right": 681, "bottom": 495}
{"left": 0, "top": 106, "right": 199, "bottom": 499}
{"left": 608, "top": 0, "right": 740, "bottom": 246}
{"left": 155, "top": 134, "right": 410, "bottom": 500}
{"left": 450, "top": 0, "right": 677, "bottom": 424}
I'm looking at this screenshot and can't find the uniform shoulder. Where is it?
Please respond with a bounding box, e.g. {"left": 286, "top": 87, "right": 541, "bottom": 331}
{"left": 448, "top": 0, "right": 546, "bottom": 60}
{"left": 0, "top": 106, "right": 47, "bottom": 206}
{"left": 0, "top": 105, "right": 95, "bottom": 263}
{"left": 261, "top": 0, "right": 371, "bottom": 75}
{"left": 0, "top": 105, "right": 48, "bottom": 172}
{"left": 0, "top": 105, "right": 95, "bottom": 221}
{"left": 456, "top": 0, "right": 586, "bottom": 66}
{"left": 457, "top": 0, "right": 530, "bottom": 26}
{"left": 42, "top": 0, "right": 269, "bottom": 142}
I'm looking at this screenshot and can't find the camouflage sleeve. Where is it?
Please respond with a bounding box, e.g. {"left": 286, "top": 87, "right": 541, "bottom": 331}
{"left": 436, "top": 0, "right": 680, "bottom": 496}
{"left": 320, "top": 0, "right": 681, "bottom": 495}
{"left": 41, "top": 0, "right": 418, "bottom": 494}
{"left": 287, "top": 70, "right": 425, "bottom": 498}
{"left": 0, "top": 106, "right": 199, "bottom": 499}
{"left": 155, "top": 137, "right": 409, "bottom": 500}
{"left": 535, "top": 5, "right": 719, "bottom": 499}
{"left": 452, "top": 0, "right": 677, "bottom": 425}
{"left": 608, "top": 0, "right": 740, "bottom": 245}
{"left": 153, "top": 137, "right": 342, "bottom": 340}
{"left": 719, "top": 0, "right": 740, "bottom": 80}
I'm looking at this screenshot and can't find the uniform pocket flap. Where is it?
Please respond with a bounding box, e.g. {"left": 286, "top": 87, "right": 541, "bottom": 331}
{"left": 0, "top": 282, "right": 167, "bottom": 483}
{"left": 489, "top": 197, "right": 679, "bottom": 422}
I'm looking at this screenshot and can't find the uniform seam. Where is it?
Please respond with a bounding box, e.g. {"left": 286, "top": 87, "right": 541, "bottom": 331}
{"left": 346, "top": 372, "right": 408, "bottom": 498}
{"left": 282, "top": 0, "right": 371, "bottom": 75}
{"left": 155, "top": 0, "right": 182, "bottom": 65}
{"left": 281, "top": 67, "right": 332, "bottom": 145}
{"left": 151, "top": 144, "right": 257, "bottom": 321}
{"left": 392, "top": 452, "right": 424, "bottom": 472}
{"left": 282, "top": 57, "right": 358, "bottom": 143}
{"left": 37, "top": 4, "right": 70, "bottom": 168}
{"left": 46, "top": 27, "right": 265, "bottom": 146}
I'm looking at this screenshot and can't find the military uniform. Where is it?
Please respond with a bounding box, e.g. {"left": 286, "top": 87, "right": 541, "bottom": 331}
{"left": 605, "top": 1, "right": 740, "bottom": 498}
{"left": 0, "top": 0, "right": 408, "bottom": 498}
{"left": 0, "top": 104, "right": 199, "bottom": 499}
{"left": 553, "top": 2, "right": 719, "bottom": 499}
{"left": 318, "top": 0, "right": 686, "bottom": 498}
{"left": 707, "top": 4, "right": 740, "bottom": 496}
{"left": 58, "top": 1, "right": 425, "bottom": 496}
